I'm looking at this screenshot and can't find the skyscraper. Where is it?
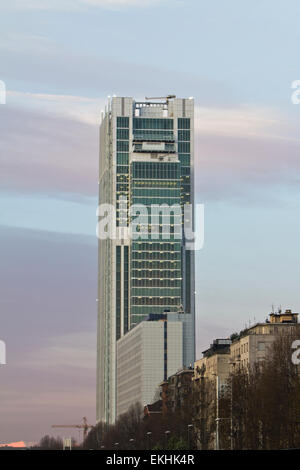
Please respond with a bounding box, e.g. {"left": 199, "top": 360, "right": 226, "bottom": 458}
{"left": 97, "top": 96, "right": 195, "bottom": 424}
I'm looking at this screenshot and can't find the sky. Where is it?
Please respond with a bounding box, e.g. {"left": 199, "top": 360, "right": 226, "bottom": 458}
{"left": 1, "top": 0, "right": 300, "bottom": 444}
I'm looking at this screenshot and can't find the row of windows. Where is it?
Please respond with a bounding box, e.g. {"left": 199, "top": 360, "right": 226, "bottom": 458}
{"left": 131, "top": 270, "right": 181, "bottom": 278}
{"left": 117, "top": 184, "right": 129, "bottom": 192}
{"left": 131, "top": 278, "right": 182, "bottom": 287}
{"left": 181, "top": 167, "right": 190, "bottom": 176}
{"left": 117, "top": 141, "right": 129, "bottom": 152}
{"left": 117, "top": 161, "right": 189, "bottom": 175}
{"left": 131, "top": 287, "right": 181, "bottom": 297}
{"left": 133, "top": 117, "right": 173, "bottom": 130}
{"left": 185, "top": 250, "right": 191, "bottom": 313}
{"left": 116, "top": 116, "right": 190, "bottom": 130}
{"left": 131, "top": 251, "right": 181, "bottom": 260}
{"left": 117, "top": 152, "right": 129, "bottom": 165}
{"left": 117, "top": 117, "right": 129, "bottom": 128}
{"left": 178, "top": 142, "right": 190, "bottom": 153}
{"left": 133, "top": 130, "right": 174, "bottom": 141}
{"left": 179, "top": 154, "right": 190, "bottom": 166}
{"left": 130, "top": 312, "right": 149, "bottom": 324}
{"left": 178, "top": 130, "right": 190, "bottom": 141}
{"left": 117, "top": 175, "right": 129, "bottom": 182}
{"left": 131, "top": 297, "right": 181, "bottom": 305}
{"left": 178, "top": 118, "right": 190, "bottom": 130}
{"left": 130, "top": 197, "right": 182, "bottom": 207}
{"left": 117, "top": 165, "right": 129, "bottom": 174}
{"left": 116, "top": 246, "right": 121, "bottom": 340}
{"left": 132, "top": 180, "right": 180, "bottom": 188}
{"left": 131, "top": 162, "right": 180, "bottom": 179}
{"left": 131, "top": 242, "right": 181, "bottom": 251}
{"left": 130, "top": 307, "right": 177, "bottom": 316}
{"left": 124, "top": 245, "right": 129, "bottom": 334}
{"left": 132, "top": 188, "right": 180, "bottom": 197}
{"left": 131, "top": 260, "right": 181, "bottom": 269}
{"left": 129, "top": 231, "right": 182, "bottom": 241}
{"left": 117, "top": 128, "right": 129, "bottom": 139}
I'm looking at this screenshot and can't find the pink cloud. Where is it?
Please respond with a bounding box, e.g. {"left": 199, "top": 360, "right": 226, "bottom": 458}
{"left": 0, "top": 441, "right": 26, "bottom": 447}
{"left": 1, "top": 101, "right": 300, "bottom": 202}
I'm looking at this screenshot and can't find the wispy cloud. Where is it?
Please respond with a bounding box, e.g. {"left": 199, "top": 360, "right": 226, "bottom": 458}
{"left": 1, "top": 0, "right": 166, "bottom": 11}
{"left": 0, "top": 105, "right": 97, "bottom": 196}
{"left": 195, "top": 105, "right": 291, "bottom": 140}
{"left": 194, "top": 105, "right": 300, "bottom": 201}
{"left": 22, "top": 331, "right": 96, "bottom": 371}
{"left": 7, "top": 90, "right": 104, "bottom": 125}
{"left": 2, "top": 95, "right": 300, "bottom": 202}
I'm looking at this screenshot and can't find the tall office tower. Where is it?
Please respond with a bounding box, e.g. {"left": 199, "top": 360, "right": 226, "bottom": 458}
{"left": 97, "top": 96, "right": 195, "bottom": 424}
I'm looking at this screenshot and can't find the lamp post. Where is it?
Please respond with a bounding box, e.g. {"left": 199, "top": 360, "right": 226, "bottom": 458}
{"left": 146, "top": 432, "right": 152, "bottom": 450}
{"left": 164, "top": 430, "right": 170, "bottom": 449}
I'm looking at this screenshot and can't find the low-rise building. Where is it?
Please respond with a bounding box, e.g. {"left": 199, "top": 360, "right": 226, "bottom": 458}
{"left": 116, "top": 314, "right": 183, "bottom": 418}
{"left": 194, "top": 339, "right": 231, "bottom": 387}
{"left": 230, "top": 309, "right": 299, "bottom": 369}
{"left": 160, "top": 367, "right": 194, "bottom": 415}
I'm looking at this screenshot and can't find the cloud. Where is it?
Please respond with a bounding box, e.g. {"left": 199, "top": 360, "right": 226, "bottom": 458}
{"left": 1, "top": 94, "right": 300, "bottom": 202}
{"left": 195, "top": 105, "right": 290, "bottom": 139}
{"left": 1, "top": 0, "right": 166, "bottom": 11}
{"left": 194, "top": 105, "right": 300, "bottom": 201}
{"left": 0, "top": 104, "right": 98, "bottom": 196}
{"left": 82, "top": 0, "right": 165, "bottom": 7}
{"left": 0, "top": 441, "right": 26, "bottom": 448}
{"left": 7, "top": 90, "right": 103, "bottom": 125}
{"left": 0, "top": 31, "right": 232, "bottom": 104}
{"left": 22, "top": 331, "right": 96, "bottom": 371}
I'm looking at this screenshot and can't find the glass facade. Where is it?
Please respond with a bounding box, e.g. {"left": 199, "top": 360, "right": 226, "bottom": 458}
{"left": 178, "top": 117, "right": 192, "bottom": 313}
{"left": 114, "top": 113, "right": 193, "bottom": 328}
{"left": 97, "top": 97, "right": 195, "bottom": 425}
{"left": 116, "top": 117, "right": 129, "bottom": 228}
{"left": 129, "top": 117, "right": 183, "bottom": 327}
{"left": 116, "top": 246, "right": 121, "bottom": 340}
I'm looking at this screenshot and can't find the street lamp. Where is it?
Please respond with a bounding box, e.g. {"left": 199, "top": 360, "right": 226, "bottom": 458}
{"left": 146, "top": 431, "right": 152, "bottom": 450}
{"left": 187, "top": 424, "right": 193, "bottom": 449}
{"left": 164, "top": 430, "right": 170, "bottom": 448}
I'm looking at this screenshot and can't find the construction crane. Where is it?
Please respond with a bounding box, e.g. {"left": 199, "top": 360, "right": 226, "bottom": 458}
{"left": 52, "top": 417, "right": 93, "bottom": 441}
{"left": 145, "top": 94, "right": 176, "bottom": 103}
